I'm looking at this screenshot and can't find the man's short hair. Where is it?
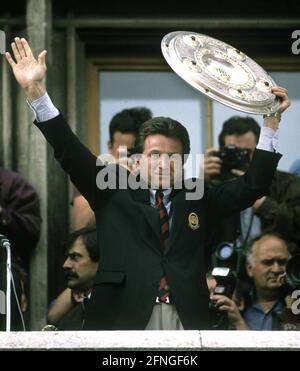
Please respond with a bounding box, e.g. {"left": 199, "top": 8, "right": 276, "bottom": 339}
{"left": 109, "top": 107, "right": 152, "bottom": 143}
{"left": 135, "top": 116, "right": 190, "bottom": 156}
{"left": 245, "top": 232, "right": 289, "bottom": 266}
{"left": 64, "top": 227, "right": 99, "bottom": 262}
{"left": 218, "top": 116, "right": 261, "bottom": 147}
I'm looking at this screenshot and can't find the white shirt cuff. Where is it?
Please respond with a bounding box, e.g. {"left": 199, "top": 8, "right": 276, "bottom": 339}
{"left": 27, "top": 92, "right": 59, "bottom": 122}
{"left": 256, "top": 126, "right": 279, "bottom": 153}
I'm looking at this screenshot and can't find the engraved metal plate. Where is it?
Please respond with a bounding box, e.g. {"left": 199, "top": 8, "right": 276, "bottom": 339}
{"left": 161, "top": 31, "right": 280, "bottom": 114}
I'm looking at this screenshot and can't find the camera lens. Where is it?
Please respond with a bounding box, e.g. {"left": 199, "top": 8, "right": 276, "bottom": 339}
{"left": 218, "top": 145, "right": 251, "bottom": 180}
{"left": 217, "top": 243, "right": 234, "bottom": 260}
{"left": 213, "top": 242, "right": 238, "bottom": 272}
{"left": 286, "top": 254, "right": 300, "bottom": 289}
{"left": 219, "top": 245, "right": 233, "bottom": 259}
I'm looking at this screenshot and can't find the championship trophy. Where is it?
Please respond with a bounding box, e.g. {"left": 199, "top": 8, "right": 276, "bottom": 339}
{"left": 161, "top": 31, "right": 280, "bottom": 115}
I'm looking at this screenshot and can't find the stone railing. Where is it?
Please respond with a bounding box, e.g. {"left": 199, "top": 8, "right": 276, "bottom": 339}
{"left": 0, "top": 331, "right": 300, "bottom": 350}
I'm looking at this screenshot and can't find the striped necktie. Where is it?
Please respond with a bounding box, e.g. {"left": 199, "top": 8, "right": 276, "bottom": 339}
{"left": 155, "top": 190, "right": 170, "bottom": 302}
{"left": 155, "top": 190, "right": 170, "bottom": 243}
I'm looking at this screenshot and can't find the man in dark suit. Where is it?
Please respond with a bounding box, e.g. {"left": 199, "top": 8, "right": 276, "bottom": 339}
{"left": 5, "top": 37, "right": 291, "bottom": 330}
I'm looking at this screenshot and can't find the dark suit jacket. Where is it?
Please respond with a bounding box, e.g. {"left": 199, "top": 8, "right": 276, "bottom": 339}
{"left": 0, "top": 168, "right": 41, "bottom": 269}
{"left": 35, "top": 114, "right": 281, "bottom": 330}
{"left": 207, "top": 170, "right": 300, "bottom": 252}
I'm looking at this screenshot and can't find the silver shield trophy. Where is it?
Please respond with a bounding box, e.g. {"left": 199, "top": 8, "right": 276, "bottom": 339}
{"left": 161, "top": 31, "right": 280, "bottom": 114}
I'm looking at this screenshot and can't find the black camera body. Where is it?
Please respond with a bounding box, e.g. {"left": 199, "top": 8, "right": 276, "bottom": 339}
{"left": 280, "top": 254, "right": 300, "bottom": 297}
{"left": 211, "top": 267, "right": 237, "bottom": 298}
{"left": 214, "top": 145, "right": 251, "bottom": 181}
{"left": 286, "top": 254, "right": 300, "bottom": 289}
{"left": 209, "top": 267, "right": 237, "bottom": 329}
{"left": 211, "top": 241, "right": 247, "bottom": 279}
{"left": 213, "top": 242, "right": 237, "bottom": 270}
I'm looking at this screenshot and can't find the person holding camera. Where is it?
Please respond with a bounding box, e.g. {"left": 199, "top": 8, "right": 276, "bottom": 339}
{"left": 204, "top": 116, "right": 300, "bottom": 255}
{"left": 208, "top": 232, "right": 298, "bottom": 331}
{"left": 243, "top": 233, "right": 290, "bottom": 330}
{"left": 207, "top": 272, "right": 250, "bottom": 330}
{"left": 246, "top": 232, "right": 300, "bottom": 331}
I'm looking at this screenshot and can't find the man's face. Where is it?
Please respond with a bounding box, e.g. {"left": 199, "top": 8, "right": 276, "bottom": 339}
{"left": 138, "top": 134, "right": 183, "bottom": 189}
{"left": 108, "top": 131, "right": 136, "bottom": 159}
{"left": 224, "top": 131, "right": 257, "bottom": 155}
{"left": 63, "top": 237, "right": 98, "bottom": 291}
{"left": 247, "top": 236, "right": 289, "bottom": 292}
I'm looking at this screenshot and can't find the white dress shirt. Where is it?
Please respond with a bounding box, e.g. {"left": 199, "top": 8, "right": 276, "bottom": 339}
{"left": 29, "top": 92, "right": 279, "bottom": 153}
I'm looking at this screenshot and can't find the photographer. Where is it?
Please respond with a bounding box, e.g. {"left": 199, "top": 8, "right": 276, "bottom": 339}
{"left": 208, "top": 232, "right": 300, "bottom": 330}
{"left": 243, "top": 233, "right": 291, "bottom": 330}
{"left": 204, "top": 116, "right": 300, "bottom": 253}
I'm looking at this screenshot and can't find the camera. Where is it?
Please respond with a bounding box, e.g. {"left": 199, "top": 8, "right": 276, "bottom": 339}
{"left": 209, "top": 267, "right": 237, "bottom": 329}
{"left": 280, "top": 254, "right": 300, "bottom": 297}
{"left": 209, "top": 242, "right": 248, "bottom": 329}
{"left": 210, "top": 267, "right": 237, "bottom": 298}
{"left": 212, "top": 241, "right": 246, "bottom": 277}
{"left": 214, "top": 145, "right": 251, "bottom": 181}
{"left": 286, "top": 254, "right": 300, "bottom": 289}
{"left": 213, "top": 242, "right": 237, "bottom": 270}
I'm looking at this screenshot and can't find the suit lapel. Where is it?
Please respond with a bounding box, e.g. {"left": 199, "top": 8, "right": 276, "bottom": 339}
{"left": 169, "top": 189, "right": 186, "bottom": 248}
{"left": 131, "top": 188, "right": 162, "bottom": 252}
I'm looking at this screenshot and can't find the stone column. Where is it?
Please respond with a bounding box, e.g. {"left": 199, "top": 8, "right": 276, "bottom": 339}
{"left": 26, "top": 0, "right": 52, "bottom": 330}
{"left": 1, "top": 21, "right": 13, "bottom": 168}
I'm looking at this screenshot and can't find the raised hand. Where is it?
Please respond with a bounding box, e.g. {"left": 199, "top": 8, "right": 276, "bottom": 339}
{"left": 204, "top": 147, "right": 222, "bottom": 181}
{"left": 272, "top": 86, "right": 290, "bottom": 114}
{"left": 5, "top": 37, "right": 47, "bottom": 101}
{"left": 263, "top": 86, "right": 291, "bottom": 130}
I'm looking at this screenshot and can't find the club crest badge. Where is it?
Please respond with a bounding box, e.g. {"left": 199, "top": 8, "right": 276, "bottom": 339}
{"left": 188, "top": 212, "right": 199, "bottom": 230}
